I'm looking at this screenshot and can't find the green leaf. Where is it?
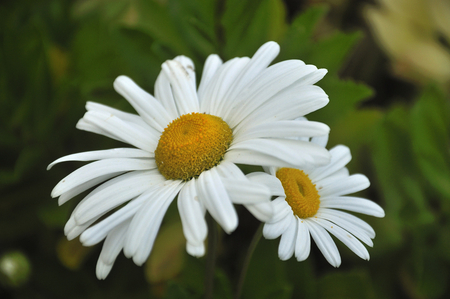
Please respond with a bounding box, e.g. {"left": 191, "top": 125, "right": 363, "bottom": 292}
{"left": 311, "top": 78, "right": 374, "bottom": 126}
{"left": 410, "top": 85, "right": 450, "bottom": 198}
{"left": 222, "top": 0, "right": 287, "bottom": 58}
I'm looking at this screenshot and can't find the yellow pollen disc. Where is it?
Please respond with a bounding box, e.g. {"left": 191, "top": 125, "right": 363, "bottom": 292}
{"left": 276, "top": 168, "right": 320, "bottom": 219}
{"left": 155, "top": 112, "right": 233, "bottom": 181}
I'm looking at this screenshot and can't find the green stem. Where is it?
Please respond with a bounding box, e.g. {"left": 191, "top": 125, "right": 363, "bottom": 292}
{"left": 204, "top": 214, "right": 218, "bottom": 299}
{"left": 234, "top": 224, "right": 263, "bottom": 299}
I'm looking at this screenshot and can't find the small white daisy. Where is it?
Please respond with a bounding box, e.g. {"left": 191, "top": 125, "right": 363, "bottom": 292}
{"left": 248, "top": 136, "right": 385, "bottom": 267}
{"left": 48, "top": 41, "right": 331, "bottom": 279}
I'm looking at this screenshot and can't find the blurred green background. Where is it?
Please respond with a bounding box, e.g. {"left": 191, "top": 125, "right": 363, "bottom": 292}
{"left": 1, "top": 0, "right": 450, "bottom": 298}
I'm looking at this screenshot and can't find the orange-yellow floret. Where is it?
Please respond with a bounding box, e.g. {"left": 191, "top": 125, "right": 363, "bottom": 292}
{"left": 155, "top": 113, "right": 233, "bottom": 181}
{"left": 276, "top": 168, "right": 320, "bottom": 219}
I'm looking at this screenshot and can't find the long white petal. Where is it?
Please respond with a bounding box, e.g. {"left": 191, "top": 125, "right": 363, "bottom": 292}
{"left": 308, "top": 145, "right": 352, "bottom": 182}
{"left": 294, "top": 219, "right": 311, "bottom": 261}
{"left": 114, "top": 76, "right": 172, "bottom": 132}
{"left": 317, "top": 208, "right": 376, "bottom": 239}
{"left": 320, "top": 196, "right": 385, "bottom": 217}
{"left": 228, "top": 139, "right": 330, "bottom": 168}
{"left": 162, "top": 60, "right": 199, "bottom": 115}
{"left": 51, "top": 159, "right": 156, "bottom": 198}
{"left": 278, "top": 217, "right": 297, "bottom": 260}
{"left": 319, "top": 174, "right": 370, "bottom": 197}
{"left": 305, "top": 220, "right": 341, "bottom": 267}
{"left": 72, "top": 170, "right": 163, "bottom": 225}
{"left": 263, "top": 213, "right": 292, "bottom": 239}
{"left": 197, "top": 168, "right": 238, "bottom": 234}
{"left": 197, "top": 54, "right": 223, "bottom": 101}
{"left": 201, "top": 57, "right": 250, "bottom": 115}
{"left": 178, "top": 178, "right": 207, "bottom": 250}
{"left": 315, "top": 218, "right": 370, "bottom": 260}
{"left": 58, "top": 173, "right": 119, "bottom": 206}
{"left": 244, "top": 201, "right": 274, "bottom": 222}
{"left": 226, "top": 62, "right": 318, "bottom": 126}
{"left": 48, "top": 148, "right": 152, "bottom": 170}
{"left": 155, "top": 71, "right": 179, "bottom": 120}
{"left": 246, "top": 172, "right": 285, "bottom": 197}
{"left": 234, "top": 85, "right": 329, "bottom": 134}
{"left": 124, "top": 180, "right": 183, "bottom": 265}
{"left": 83, "top": 110, "right": 158, "bottom": 152}
{"left": 221, "top": 178, "right": 270, "bottom": 204}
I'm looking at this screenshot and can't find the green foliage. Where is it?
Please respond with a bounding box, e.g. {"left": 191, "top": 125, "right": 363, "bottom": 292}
{"left": 2, "top": 0, "right": 450, "bottom": 298}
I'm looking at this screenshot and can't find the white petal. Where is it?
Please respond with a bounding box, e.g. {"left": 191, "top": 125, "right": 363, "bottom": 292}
{"left": 233, "top": 120, "right": 330, "bottom": 144}
{"left": 80, "top": 185, "right": 163, "bottom": 246}
{"left": 310, "top": 135, "right": 329, "bottom": 148}
{"left": 174, "top": 55, "right": 196, "bottom": 88}
{"left": 320, "top": 196, "right": 385, "bottom": 217}
{"left": 246, "top": 172, "right": 285, "bottom": 197}
{"left": 96, "top": 260, "right": 113, "bottom": 280}
{"left": 315, "top": 218, "right": 370, "bottom": 260}
{"left": 244, "top": 201, "right": 274, "bottom": 222}
{"left": 124, "top": 180, "right": 183, "bottom": 265}
{"left": 85, "top": 101, "right": 150, "bottom": 130}
{"left": 234, "top": 85, "right": 329, "bottom": 134}
{"left": 155, "top": 71, "right": 178, "bottom": 120}
{"left": 278, "top": 217, "right": 297, "bottom": 260}
{"left": 72, "top": 170, "right": 163, "bottom": 225}
{"left": 294, "top": 219, "right": 311, "bottom": 261}
{"left": 226, "top": 62, "right": 318, "bottom": 127}
{"left": 178, "top": 178, "right": 207, "bottom": 248}
{"left": 309, "top": 145, "right": 352, "bottom": 182}
{"left": 221, "top": 178, "right": 270, "bottom": 204}
{"left": 305, "top": 220, "right": 341, "bottom": 267}
{"left": 98, "top": 220, "right": 129, "bottom": 265}
{"left": 201, "top": 57, "right": 250, "bottom": 115}
{"left": 215, "top": 160, "right": 247, "bottom": 179}
{"left": 162, "top": 60, "right": 199, "bottom": 115}
{"left": 263, "top": 213, "right": 292, "bottom": 239}
{"left": 269, "top": 197, "right": 293, "bottom": 223}
{"left": 317, "top": 208, "right": 376, "bottom": 239}
{"left": 82, "top": 110, "right": 158, "bottom": 152}
{"left": 48, "top": 148, "right": 152, "bottom": 170}
{"left": 197, "top": 54, "right": 223, "bottom": 101}
{"left": 220, "top": 41, "right": 280, "bottom": 112}
{"left": 319, "top": 174, "right": 370, "bottom": 197}
{"left": 58, "top": 173, "right": 119, "bottom": 206}
{"left": 114, "top": 76, "right": 172, "bottom": 131}
{"left": 197, "top": 168, "right": 238, "bottom": 234}
{"left": 227, "top": 139, "right": 330, "bottom": 169}
{"left": 186, "top": 242, "right": 205, "bottom": 257}
{"left": 65, "top": 217, "right": 97, "bottom": 240}
{"left": 51, "top": 158, "right": 156, "bottom": 198}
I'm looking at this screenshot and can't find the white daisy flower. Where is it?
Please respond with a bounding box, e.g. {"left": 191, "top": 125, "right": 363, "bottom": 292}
{"left": 248, "top": 136, "right": 385, "bottom": 267}
{"left": 48, "top": 41, "right": 331, "bottom": 279}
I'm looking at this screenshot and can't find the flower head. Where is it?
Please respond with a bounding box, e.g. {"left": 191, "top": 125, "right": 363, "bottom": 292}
{"left": 248, "top": 136, "right": 385, "bottom": 266}
{"left": 48, "top": 41, "right": 331, "bottom": 279}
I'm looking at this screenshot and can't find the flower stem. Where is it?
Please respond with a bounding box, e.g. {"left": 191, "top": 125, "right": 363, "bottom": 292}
{"left": 234, "top": 223, "right": 263, "bottom": 299}
{"left": 204, "top": 214, "right": 218, "bottom": 299}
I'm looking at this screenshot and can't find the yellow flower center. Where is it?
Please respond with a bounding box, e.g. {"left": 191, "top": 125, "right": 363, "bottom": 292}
{"left": 155, "top": 112, "right": 233, "bottom": 181}
{"left": 276, "top": 168, "right": 320, "bottom": 219}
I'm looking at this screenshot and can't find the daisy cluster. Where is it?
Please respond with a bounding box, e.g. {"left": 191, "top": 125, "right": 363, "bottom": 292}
{"left": 48, "top": 42, "right": 384, "bottom": 279}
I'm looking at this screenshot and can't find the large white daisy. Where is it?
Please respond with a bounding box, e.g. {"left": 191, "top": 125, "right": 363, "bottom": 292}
{"left": 248, "top": 136, "right": 385, "bottom": 266}
{"left": 48, "top": 41, "right": 331, "bottom": 279}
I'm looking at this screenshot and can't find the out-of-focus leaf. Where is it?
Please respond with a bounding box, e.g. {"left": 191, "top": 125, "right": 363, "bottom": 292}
{"left": 312, "top": 78, "right": 374, "bottom": 126}
{"left": 308, "top": 31, "right": 362, "bottom": 74}
{"left": 410, "top": 85, "right": 450, "bottom": 199}
{"left": 222, "top": 0, "right": 287, "bottom": 58}
{"left": 279, "top": 5, "right": 328, "bottom": 60}
{"left": 56, "top": 238, "right": 92, "bottom": 270}
{"left": 145, "top": 220, "right": 186, "bottom": 284}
